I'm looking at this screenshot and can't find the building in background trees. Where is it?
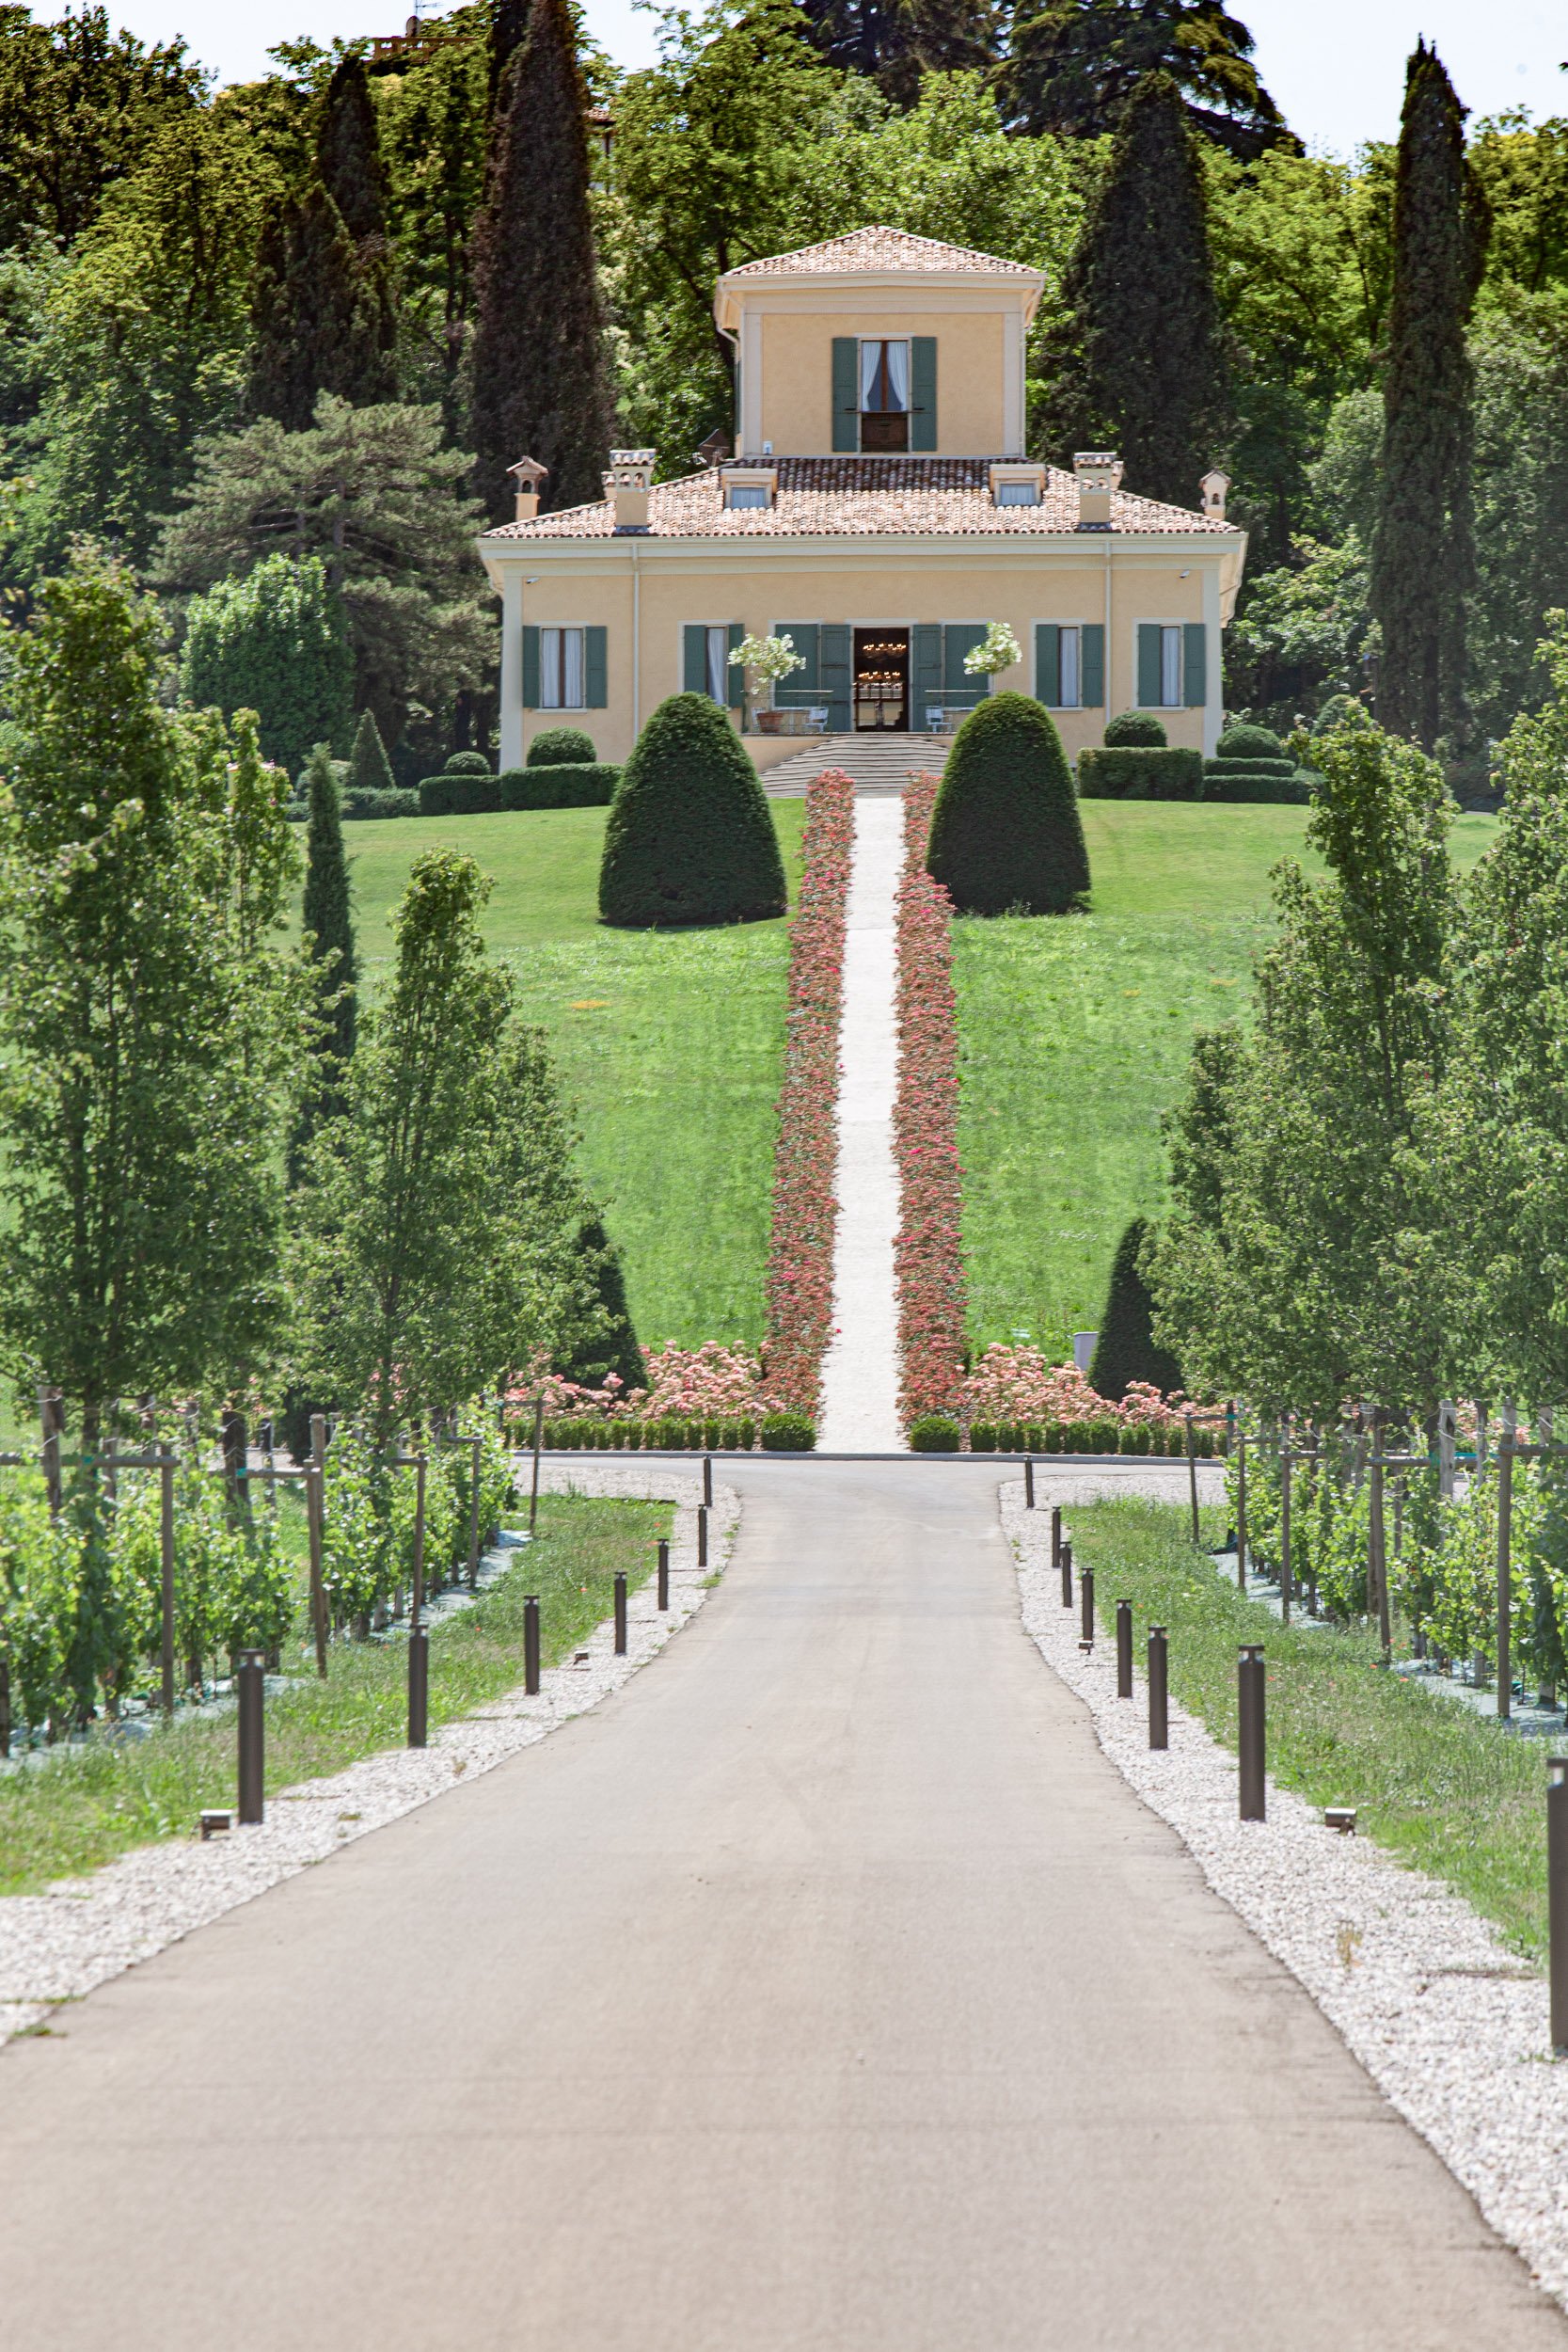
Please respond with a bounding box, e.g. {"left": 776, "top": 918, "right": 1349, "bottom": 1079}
{"left": 469, "top": 0, "right": 615, "bottom": 521}
{"left": 1037, "top": 72, "right": 1230, "bottom": 510}
{"left": 1005, "top": 0, "right": 1291, "bottom": 157}
{"left": 1369, "top": 41, "right": 1490, "bottom": 756}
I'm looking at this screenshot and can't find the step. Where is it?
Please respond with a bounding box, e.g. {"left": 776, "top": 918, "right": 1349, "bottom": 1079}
{"left": 763, "top": 734, "right": 951, "bottom": 797}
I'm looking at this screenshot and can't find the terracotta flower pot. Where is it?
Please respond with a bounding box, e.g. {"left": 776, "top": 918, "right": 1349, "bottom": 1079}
{"left": 757, "top": 709, "right": 783, "bottom": 735}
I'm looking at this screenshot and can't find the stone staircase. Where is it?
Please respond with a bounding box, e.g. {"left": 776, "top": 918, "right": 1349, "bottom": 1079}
{"left": 761, "top": 732, "right": 951, "bottom": 797}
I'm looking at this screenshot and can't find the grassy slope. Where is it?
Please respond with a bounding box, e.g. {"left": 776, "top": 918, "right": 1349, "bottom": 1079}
{"left": 0, "top": 1490, "right": 669, "bottom": 1898}
{"left": 330, "top": 803, "right": 807, "bottom": 1351}
{"left": 954, "top": 803, "right": 1498, "bottom": 1356}
{"left": 1070, "top": 1497, "right": 1547, "bottom": 1962}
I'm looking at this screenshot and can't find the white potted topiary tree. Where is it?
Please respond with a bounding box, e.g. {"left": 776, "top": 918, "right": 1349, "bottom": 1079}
{"left": 963, "top": 620, "right": 1022, "bottom": 691}
{"left": 728, "top": 631, "right": 806, "bottom": 732}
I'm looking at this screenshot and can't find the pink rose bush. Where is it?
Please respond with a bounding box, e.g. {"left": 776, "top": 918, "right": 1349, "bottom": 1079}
{"left": 762, "top": 769, "right": 855, "bottom": 1417}
{"left": 894, "top": 775, "right": 968, "bottom": 1429}
{"left": 512, "top": 1343, "right": 769, "bottom": 1425}
{"left": 959, "top": 1346, "right": 1183, "bottom": 1428}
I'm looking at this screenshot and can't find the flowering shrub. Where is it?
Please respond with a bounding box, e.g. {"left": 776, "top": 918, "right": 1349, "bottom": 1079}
{"left": 962, "top": 620, "right": 1022, "bottom": 677}
{"left": 959, "top": 1346, "right": 1184, "bottom": 1429}
{"left": 894, "top": 775, "right": 967, "bottom": 1427}
{"left": 763, "top": 769, "right": 854, "bottom": 1416}
{"left": 514, "top": 1343, "right": 771, "bottom": 1424}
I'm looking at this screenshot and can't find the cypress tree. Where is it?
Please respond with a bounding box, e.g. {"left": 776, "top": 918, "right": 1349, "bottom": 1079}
{"left": 558, "top": 1213, "right": 646, "bottom": 1393}
{"left": 1089, "top": 1217, "right": 1183, "bottom": 1402}
{"left": 291, "top": 745, "right": 358, "bottom": 1181}
{"left": 248, "top": 57, "right": 397, "bottom": 429}
{"left": 488, "top": 0, "right": 531, "bottom": 115}
{"left": 1370, "top": 42, "right": 1491, "bottom": 753}
{"left": 469, "top": 0, "right": 614, "bottom": 522}
{"left": 599, "top": 693, "right": 787, "bottom": 927}
{"left": 346, "top": 707, "right": 396, "bottom": 797}
{"left": 1038, "top": 72, "right": 1229, "bottom": 509}
{"left": 926, "top": 693, "right": 1089, "bottom": 915}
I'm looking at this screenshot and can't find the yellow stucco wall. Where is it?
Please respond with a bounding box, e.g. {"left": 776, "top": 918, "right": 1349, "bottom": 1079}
{"left": 757, "top": 311, "right": 1006, "bottom": 457}
{"left": 506, "top": 548, "right": 1217, "bottom": 767}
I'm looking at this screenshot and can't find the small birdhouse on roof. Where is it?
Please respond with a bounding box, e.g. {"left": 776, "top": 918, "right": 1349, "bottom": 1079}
{"left": 507, "top": 455, "right": 548, "bottom": 520}
{"left": 1200, "top": 469, "right": 1230, "bottom": 521}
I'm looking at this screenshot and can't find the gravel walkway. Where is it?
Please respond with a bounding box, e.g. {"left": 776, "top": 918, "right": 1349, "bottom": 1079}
{"left": 816, "top": 794, "right": 906, "bottom": 1454}
{"left": 0, "top": 1463, "right": 727, "bottom": 2050}
{"left": 1007, "top": 1473, "right": 1568, "bottom": 2312}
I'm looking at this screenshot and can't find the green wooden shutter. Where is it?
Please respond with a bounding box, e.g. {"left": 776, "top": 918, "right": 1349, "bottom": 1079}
{"left": 912, "top": 624, "right": 942, "bottom": 723}
{"left": 820, "top": 623, "right": 852, "bottom": 731}
{"left": 1082, "top": 623, "right": 1105, "bottom": 708}
{"left": 1136, "top": 624, "right": 1163, "bottom": 707}
{"left": 585, "top": 626, "right": 607, "bottom": 708}
{"left": 522, "top": 625, "right": 540, "bottom": 709}
{"left": 683, "top": 624, "right": 707, "bottom": 695}
{"left": 1183, "top": 621, "right": 1208, "bottom": 707}
{"left": 943, "top": 623, "right": 987, "bottom": 708}
{"left": 727, "top": 621, "right": 746, "bottom": 707}
{"left": 771, "top": 624, "right": 819, "bottom": 707}
{"left": 911, "top": 337, "right": 937, "bottom": 451}
{"left": 832, "top": 339, "right": 859, "bottom": 453}
{"left": 1036, "top": 623, "right": 1061, "bottom": 707}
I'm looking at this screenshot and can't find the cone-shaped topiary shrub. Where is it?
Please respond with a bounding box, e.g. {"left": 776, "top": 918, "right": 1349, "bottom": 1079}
{"left": 1088, "top": 1216, "right": 1182, "bottom": 1402}
{"left": 599, "top": 691, "right": 786, "bottom": 927}
{"left": 1103, "top": 710, "right": 1167, "bottom": 747}
{"left": 346, "top": 707, "right": 396, "bottom": 797}
{"left": 528, "top": 725, "right": 596, "bottom": 766}
{"left": 927, "top": 691, "right": 1090, "bottom": 915}
{"left": 554, "top": 1212, "right": 645, "bottom": 1392}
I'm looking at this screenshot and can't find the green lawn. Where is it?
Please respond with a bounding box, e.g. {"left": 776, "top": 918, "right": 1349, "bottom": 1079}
{"left": 954, "top": 803, "right": 1498, "bottom": 1355}
{"left": 319, "top": 802, "right": 808, "bottom": 1352}
{"left": 0, "top": 1489, "right": 669, "bottom": 1898}
{"left": 1070, "top": 1497, "right": 1549, "bottom": 1963}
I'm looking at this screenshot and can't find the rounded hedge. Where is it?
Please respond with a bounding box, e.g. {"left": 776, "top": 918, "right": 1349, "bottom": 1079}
{"left": 599, "top": 691, "right": 787, "bottom": 928}
{"left": 1216, "top": 723, "right": 1284, "bottom": 762}
{"left": 1104, "top": 710, "right": 1167, "bottom": 747}
{"left": 927, "top": 692, "right": 1090, "bottom": 916}
{"left": 909, "top": 1414, "right": 961, "bottom": 1452}
{"left": 761, "top": 1411, "right": 815, "bottom": 1452}
{"left": 444, "top": 750, "right": 492, "bottom": 777}
{"left": 528, "top": 726, "right": 596, "bottom": 767}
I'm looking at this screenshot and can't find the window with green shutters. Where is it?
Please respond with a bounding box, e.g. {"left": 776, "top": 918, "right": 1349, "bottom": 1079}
{"left": 1136, "top": 623, "right": 1206, "bottom": 709}
{"left": 1035, "top": 623, "right": 1104, "bottom": 708}
{"left": 522, "top": 624, "right": 606, "bottom": 709}
{"left": 832, "top": 334, "right": 937, "bottom": 452}
{"left": 683, "top": 623, "right": 746, "bottom": 707}
{"left": 910, "top": 336, "right": 937, "bottom": 451}
{"left": 942, "top": 622, "right": 987, "bottom": 711}
{"left": 832, "top": 340, "right": 858, "bottom": 453}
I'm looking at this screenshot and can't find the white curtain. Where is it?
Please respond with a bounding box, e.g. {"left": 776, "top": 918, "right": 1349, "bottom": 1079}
{"left": 706, "top": 627, "right": 727, "bottom": 703}
{"left": 1059, "top": 628, "right": 1081, "bottom": 708}
{"left": 884, "top": 338, "right": 910, "bottom": 414}
{"left": 860, "top": 341, "right": 882, "bottom": 410}
{"left": 562, "top": 627, "right": 585, "bottom": 708}
{"left": 541, "top": 627, "right": 562, "bottom": 708}
{"left": 1161, "top": 626, "right": 1181, "bottom": 708}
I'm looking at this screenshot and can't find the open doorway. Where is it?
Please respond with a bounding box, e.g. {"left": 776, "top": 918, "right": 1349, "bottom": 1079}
{"left": 854, "top": 628, "right": 910, "bottom": 731}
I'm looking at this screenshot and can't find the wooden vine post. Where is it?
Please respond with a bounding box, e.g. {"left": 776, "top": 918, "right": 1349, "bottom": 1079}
{"left": 307, "top": 1412, "right": 329, "bottom": 1677}
{"left": 1497, "top": 1405, "right": 1516, "bottom": 1724}
{"left": 1234, "top": 1405, "right": 1248, "bottom": 1594}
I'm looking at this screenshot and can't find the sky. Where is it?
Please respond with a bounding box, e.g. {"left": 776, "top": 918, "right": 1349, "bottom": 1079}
{"left": 43, "top": 0, "right": 1568, "bottom": 154}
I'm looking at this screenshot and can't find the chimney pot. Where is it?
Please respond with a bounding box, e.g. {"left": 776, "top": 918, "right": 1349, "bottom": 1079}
{"left": 1200, "top": 468, "right": 1230, "bottom": 521}
{"left": 608, "top": 447, "right": 657, "bottom": 532}
{"left": 1073, "top": 450, "right": 1122, "bottom": 532}
{"left": 506, "top": 453, "right": 547, "bottom": 523}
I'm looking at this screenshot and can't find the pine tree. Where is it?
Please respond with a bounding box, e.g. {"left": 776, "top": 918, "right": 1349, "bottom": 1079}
{"left": 1006, "top": 0, "right": 1291, "bottom": 157}
{"left": 1370, "top": 42, "right": 1491, "bottom": 753}
{"left": 469, "top": 0, "right": 614, "bottom": 522}
{"left": 1037, "top": 72, "right": 1230, "bottom": 510}
{"left": 291, "top": 745, "right": 357, "bottom": 1180}
{"left": 346, "top": 707, "right": 396, "bottom": 797}
{"left": 797, "top": 0, "right": 994, "bottom": 107}
{"left": 1089, "top": 1217, "right": 1182, "bottom": 1401}
{"left": 248, "top": 57, "right": 397, "bottom": 429}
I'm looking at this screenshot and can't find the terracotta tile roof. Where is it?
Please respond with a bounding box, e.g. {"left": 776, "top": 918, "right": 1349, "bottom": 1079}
{"left": 483, "top": 458, "right": 1237, "bottom": 543}
{"left": 722, "top": 227, "right": 1041, "bottom": 278}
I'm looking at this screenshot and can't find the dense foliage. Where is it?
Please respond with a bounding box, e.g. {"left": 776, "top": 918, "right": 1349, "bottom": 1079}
{"left": 599, "top": 692, "right": 787, "bottom": 927}
{"left": 180, "top": 551, "right": 353, "bottom": 774}
{"left": 927, "top": 692, "right": 1089, "bottom": 914}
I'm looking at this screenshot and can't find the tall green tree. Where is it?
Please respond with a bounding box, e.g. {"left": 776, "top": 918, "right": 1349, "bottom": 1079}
{"left": 1005, "top": 0, "right": 1291, "bottom": 157}
{"left": 381, "top": 10, "right": 489, "bottom": 422}
{"left": 291, "top": 746, "right": 358, "bottom": 1180}
{"left": 1037, "top": 72, "right": 1229, "bottom": 508}
{"left": 0, "top": 548, "right": 295, "bottom": 1448}
{"left": 288, "top": 849, "right": 568, "bottom": 1450}
{"left": 157, "top": 395, "right": 492, "bottom": 748}
{"left": 179, "top": 550, "right": 353, "bottom": 774}
{"left": 0, "top": 3, "right": 204, "bottom": 250}
{"left": 469, "top": 0, "right": 613, "bottom": 522}
{"left": 796, "top": 0, "right": 992, "bottom": 106}
{"left": 1369, "top": 41, "right": 1490, "bottom": 754}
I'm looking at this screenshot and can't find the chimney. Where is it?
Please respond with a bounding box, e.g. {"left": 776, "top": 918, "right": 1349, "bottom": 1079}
{"left": 693, "top": 428, "right": 730, "bottom": 469}
{"left": 1073, "top": 451, "right": 1123, "bottom": 532}
{"left": 506, "top": 454, "right": 547, "bottom": 521}
{"left": 1200, "top": 468, "right": 1230, "bottom": 522}
{"left": 608, "top": 448, "right": 656, "bottom": 532}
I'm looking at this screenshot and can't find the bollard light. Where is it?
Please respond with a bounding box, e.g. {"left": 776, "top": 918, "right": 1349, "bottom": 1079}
{"left": 703, "top": 1452, "right": 713, "bottom": 1509}
{"left": 657, "top": 1537, "right": 670, "bottom": 1612}
{"left": 524, "top": 1596, "right": 541, "bottom": 1696}
{"left": 1148, "top": 1628, "right": 1168, "bottom": 1750}
{"left": 1024, "top": 1456, "right": 1036, "bottom": 1510}
{"left": 236, "top": 1651, "right": 264, "bottom": 1824}
{"left": 1080, "top": 1564, "right": 1095, "bottom": 1647}
{"left": 1051, "top": 1504, "right": 1062, "bottom": 1572}
{"left": 1550, "top": 1757, "right": 1568, "bottom": 2054}
{"left": 697, "top": 1504, "right": 708, "bottom": 1569}
{"left": 614, "top": 1571, "right": 628, "bottom": 1656}
{"left": 1116, "top": 1599, "right": 1133, "bottom": 1699}
{"left": 1238, "top": 1645, "right": 1266, "bottom": 1821}
{"left": 407, "top": 1626, "right": 429, "bottom": 1748}
{"left": 1060, "top": 1538, "right": 1073, "bottom": 1611}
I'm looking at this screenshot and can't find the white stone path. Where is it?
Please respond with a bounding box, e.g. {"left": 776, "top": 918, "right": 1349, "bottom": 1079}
{"left": 816, "top": 794, "right": 907, "bottom": 1453}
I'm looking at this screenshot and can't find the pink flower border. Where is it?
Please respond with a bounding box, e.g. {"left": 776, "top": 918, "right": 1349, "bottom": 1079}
{"left": 894, "top": 776, "right": 968, "bottom": 1428}
{"left": 761, "top": 769, "right": 856, "bottom": 1418}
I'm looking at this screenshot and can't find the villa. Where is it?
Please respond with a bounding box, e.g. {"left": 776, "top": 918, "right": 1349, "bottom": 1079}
{"left": 478, "top": 226, "right": 1248, "bottom": 773}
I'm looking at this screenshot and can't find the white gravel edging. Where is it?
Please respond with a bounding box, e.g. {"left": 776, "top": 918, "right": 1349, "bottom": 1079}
{"left": 0, "top": 1464, "right": 730, "bottom": 2051}
{"left": 1006, "top": 1476, "right": 1568, "bottom": 2311}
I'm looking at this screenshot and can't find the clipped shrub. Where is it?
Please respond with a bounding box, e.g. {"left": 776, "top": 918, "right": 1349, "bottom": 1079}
{"left": 346, "top": 707, "right": 396, "bottom": 798}
{"left": 500, "top": 763, "right": 619, "bottom": 810}
{"left": 528, "top": 726, "right": 596, "bottom": 766}
{"left": 1202, "top": 760, "right": 1310, "bottom": 805}
{"left": 1103, "top": 710, "right": 1167, "bottom": 747}
{"left": 600, "top": 692, "right": 787, "bottom": 927}
{"left": 969, "top": 1422, "right": 998, "bottom": 1453}
{"left": 1077, "top": 746, "right": 1204, "bottom": 801}
{"left": 1089, "top": 1217, "right": 1182, "bottom": 1401}
{"left": 761, "top": 1410, "right": 815, "bottom": 1452}
{"left": 446, "top": 750, "right": 493, "bottom": 776}
{"left": 343, "top": 787, "right": 420, "bottom": 819}
{"left": 927, "top": 693, "right": 1089, "bottom": 915}
{"left": 420, "top": 770, "right": 504, "bottom": 816}
{"left": 909, "top": 1413, "right": 961, "bottom": 1452}
{"left": 1215, "top": 722, "right": 1286, "bottom": 762}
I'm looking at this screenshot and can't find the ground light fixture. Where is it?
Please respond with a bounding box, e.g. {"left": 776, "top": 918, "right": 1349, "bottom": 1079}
{"left": 1550, "top": 1756, "right": 1568, "bottom": 2052}
{"left": 1238, "top": 1645, "right": 1266, "bottom": 1821}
